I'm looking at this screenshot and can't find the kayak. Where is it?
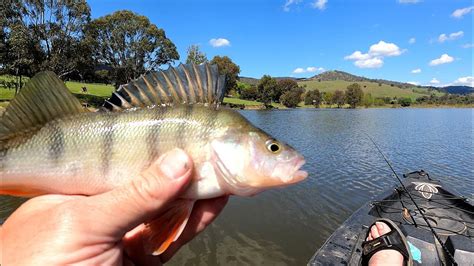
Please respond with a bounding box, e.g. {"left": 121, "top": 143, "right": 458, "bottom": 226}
{"left": 308, "top": 170, "right": 474, "bottom": 265}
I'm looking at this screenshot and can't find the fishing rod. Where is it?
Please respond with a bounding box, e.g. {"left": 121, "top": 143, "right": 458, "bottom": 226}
{"left": 366, "top": 134, "right": 458, "bottom": 266}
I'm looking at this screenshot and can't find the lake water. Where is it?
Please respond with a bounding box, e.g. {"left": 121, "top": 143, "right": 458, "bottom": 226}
{"left": 1, "top": 108, "right": 473, "bottom": 265}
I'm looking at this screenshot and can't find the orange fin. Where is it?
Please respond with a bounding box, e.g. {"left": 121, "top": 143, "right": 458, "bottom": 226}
{"left": 0, "top": 187, "right": 47, "bottom": 197}
{"left": 143, "top": 200, "right": 194, "bottom": 255}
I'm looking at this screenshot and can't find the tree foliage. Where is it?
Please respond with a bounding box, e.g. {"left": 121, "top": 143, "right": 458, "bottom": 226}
{"left": 257, "top": 75, "right": 277, "bottom": 106}
{"left": 240, "top": 85, "right": 258, "bottom": 100}
{"left": 275, "top": 79, "right": 298, "bottom": 102}
{"left": 362, "top": 93, "right": 374, "bottom": 108}
{"left": 2, "top": 0, "right": 92, "bottom": 79}
{"left": 185, "top": 44, "right": 207, "bottom": 65}
{"left": 87, "top": 10, "right": 179, "bottom": 86}
{"left": 210, "top": 55, "right": 240, "bottom": 95}
{"left": 332, "top": 90, "right": 345, "bottom": 108}
{"left": 345, "top": 83, "right": 364, "bottom": 108}
{"left": 399, "top": 97, "right": 412, "bottom": 107}
{"left": 304, "top": 89, "right": 322, "bottom": 107}
{"left": 280, "top": 86, "right": 305, "bottom": 108}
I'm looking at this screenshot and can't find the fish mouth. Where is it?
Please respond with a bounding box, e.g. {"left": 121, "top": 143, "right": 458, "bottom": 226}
{"left": 291, "top": 157, "right": 308, "bottom": 182}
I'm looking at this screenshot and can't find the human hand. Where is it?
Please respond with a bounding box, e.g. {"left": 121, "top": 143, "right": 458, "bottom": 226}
{"left": 0, "top": 148, "right": 228, "bottom": 265}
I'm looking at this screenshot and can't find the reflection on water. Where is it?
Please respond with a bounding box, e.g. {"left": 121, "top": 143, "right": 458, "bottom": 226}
{"left": 1, "top": 108, "right": 472, "bottom": 264}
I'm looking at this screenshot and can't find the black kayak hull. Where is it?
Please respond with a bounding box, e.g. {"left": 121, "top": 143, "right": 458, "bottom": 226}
{"left": 308, "top": 170, "right": 474, "bottom": 265}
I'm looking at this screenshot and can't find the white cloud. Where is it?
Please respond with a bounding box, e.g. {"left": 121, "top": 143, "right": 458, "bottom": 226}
{"left": 209, "top": 38, "right": 230, "bottom": 47}
{"left": 398, "top": 0, "right": 421, "bottom": 3}
{"left": 306, "top": 67, "right": 324, "bottom": 72}
{"left": 311, "top": 0, "right": 327, "bottom": 10}
{"left": 409, "top": 37, "right": 416, "bottom": 44}
{"left": 345, "top": 41, "right": 403, "bottom": 69}
{"left": 438, "top": 31, "right": 464, "bottom": 43}
{"left": 344, "top": 51, "right": 371, "bottom": 60}
{"left": 451, "top": 6, "right": 474, "bottom": 19}
{"left": 430, "top": 78, "right": 440, "bottom": 84}
{"left": 407, "top": 81, "right": 420, "bottom": 85}
{"left": 293, "top": 68, "right": 306, "bottom": 74}
{"left": 429, "top": 54, "right": 454, "bottom": 66}
{"left": 293, "top": 66, "right": 325, "bottom": 74}
{"left": 369, "top": 41, "right": 403, "bottom": 57}
{"left": 411, "top": 68, "right": 421, "bottom": 74}
{"left": 452, "top": 76, "right": 474, "bottom": 87}
{"left": 354, "top": 57, "right": 384, "bottom": 68}
{"left": 461, "top": 43, "right": 474, "bottom": 48}
{"left": 283, "top": 0, "right": 302, "bottom": 11}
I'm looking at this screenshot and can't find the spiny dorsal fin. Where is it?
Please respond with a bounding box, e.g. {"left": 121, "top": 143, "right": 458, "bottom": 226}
{"left": 103, "top": 63, "right": 226, "bottom": 111}
{"left": 0, "top": 71, "right": 85, "bottom": 142}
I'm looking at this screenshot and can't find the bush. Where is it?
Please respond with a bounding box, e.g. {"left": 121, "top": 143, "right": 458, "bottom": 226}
{"left": 304, "top": 89, "right": 322, "bottom": 107}
{"left": 280, "top": 87, "right": 305, "bottom": 108}
{"left": 399, "top": 97, "right": 412, "bottom": 107}
{"left": 240, "top": 85, "right": 259, "bottom": 101}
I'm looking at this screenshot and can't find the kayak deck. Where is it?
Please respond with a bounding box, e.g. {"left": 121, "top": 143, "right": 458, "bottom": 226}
{"left": 309, "top": 170, "right": 474, "bottom": 265}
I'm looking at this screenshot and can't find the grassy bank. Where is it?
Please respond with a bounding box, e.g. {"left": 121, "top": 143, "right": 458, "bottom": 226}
{"left": 298, "top": 80, "right": 444, "bottom": 100}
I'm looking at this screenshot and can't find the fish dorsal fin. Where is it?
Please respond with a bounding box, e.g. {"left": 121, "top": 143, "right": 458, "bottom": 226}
{"left": 0, "top": 71, "right": 85, "bottom": 140}
{"left": 103, "top": 63, "right": 226, "bottom": 111}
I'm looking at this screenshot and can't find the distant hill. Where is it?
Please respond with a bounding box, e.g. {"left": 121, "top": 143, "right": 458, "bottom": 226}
{"left": 309, "top": 70, "right": 415, "bottom": 89}
{"left": 239, "top": 77, "right": 259, "bottom": 85}
{"left": 239, "top": 70, "right": 472, "bottom": 99}
{"left": 239, "top": 76, "right": 300, "bottom": 86}
{"left": 437, "top": 86, "right": 474, "bottom": 95}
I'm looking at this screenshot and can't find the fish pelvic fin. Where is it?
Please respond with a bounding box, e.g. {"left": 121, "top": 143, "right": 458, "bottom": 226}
{"left": 0, "top": 71, "right": 87, "bottom": 145}
{"left": 142, "top": 200, "right": 195, "bottom": 255}
{"left": 103, "top": 63, "right": 226, "bottom": 111}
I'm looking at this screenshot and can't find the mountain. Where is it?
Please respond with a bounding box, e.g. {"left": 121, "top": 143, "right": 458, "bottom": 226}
{"left": 437, "top": 86, "right": 474, "bottom": 95}
{"left": 309, "top": 70, "right": 415, "bottom": 88}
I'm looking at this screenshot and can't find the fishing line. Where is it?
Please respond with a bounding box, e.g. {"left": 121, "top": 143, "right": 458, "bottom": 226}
{"left": 365, "top": 134, "right": 458, "bottom": 266}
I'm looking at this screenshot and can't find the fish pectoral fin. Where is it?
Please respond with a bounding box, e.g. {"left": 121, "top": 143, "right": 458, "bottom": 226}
{"left": 142, "top": 199, "right": 195, "bottom": 255}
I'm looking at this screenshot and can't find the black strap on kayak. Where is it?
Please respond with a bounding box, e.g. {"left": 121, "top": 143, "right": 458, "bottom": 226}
{"left": 366, "top": 134, "right": 458, "bottom": 266}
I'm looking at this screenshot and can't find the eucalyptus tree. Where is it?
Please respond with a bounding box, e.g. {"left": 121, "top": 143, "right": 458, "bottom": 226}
{"left": 87, "top": 10, "right": 179, "bottom": 87}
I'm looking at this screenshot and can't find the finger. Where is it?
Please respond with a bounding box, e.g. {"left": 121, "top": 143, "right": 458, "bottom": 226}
{"left": 160, "top": 196, "right": 229, "bottom": 263}
{"left": 80, "top": 148, "right": 193, "bottom": 238}
{"left": 370, "top": 224, "right": 380, "bottom": 238}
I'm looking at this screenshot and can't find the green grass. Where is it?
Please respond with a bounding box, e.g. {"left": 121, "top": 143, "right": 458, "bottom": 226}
{"left": 223, "top": 97, "right": 262, "bottom": 106}
{"left": 65, "top": 81, "right": 114, "bottom": 97}
{"left": 298, "top": 80, "right": 443, "bottom": 100}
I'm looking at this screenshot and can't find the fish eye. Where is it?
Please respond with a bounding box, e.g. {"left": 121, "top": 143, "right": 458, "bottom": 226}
{"left": 266, "top": 140, "right": 281, "bottom": 154}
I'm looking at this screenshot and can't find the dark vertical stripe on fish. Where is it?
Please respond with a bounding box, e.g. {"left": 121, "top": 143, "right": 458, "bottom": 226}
{"left": 101, "top": 114, "right": 116, "bottom": 176}
{"left": 48, "top": 121, "right": 65, "bottom": 164}
{"left": 146, "top": 109, "right": 160, "bottom": 163}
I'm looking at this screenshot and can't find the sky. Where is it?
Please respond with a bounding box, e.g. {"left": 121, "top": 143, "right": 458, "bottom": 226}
{"left": 88, "top": 0, "right": 473, "bottom": 87}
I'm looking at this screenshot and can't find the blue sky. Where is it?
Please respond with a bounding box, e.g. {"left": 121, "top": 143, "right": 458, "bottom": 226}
{"left": 89, "top": 0, "right": 473, "bottom": 87}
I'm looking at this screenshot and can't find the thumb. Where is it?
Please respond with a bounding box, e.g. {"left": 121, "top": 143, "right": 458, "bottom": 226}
{"left": 83, "top": 148, "right": 193, "bottom": 238}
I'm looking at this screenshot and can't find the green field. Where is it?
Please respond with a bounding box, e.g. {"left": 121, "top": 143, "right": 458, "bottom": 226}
{"left": 298, "top": 80, "right": 443, "bottom": 100}
{"left": 0, "top": 76, "right": 264, "bottom": 108}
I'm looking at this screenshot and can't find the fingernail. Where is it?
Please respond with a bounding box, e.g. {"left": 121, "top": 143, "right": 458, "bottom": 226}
{"left": 160, "top": 149, "right": 189, "bottom": 179}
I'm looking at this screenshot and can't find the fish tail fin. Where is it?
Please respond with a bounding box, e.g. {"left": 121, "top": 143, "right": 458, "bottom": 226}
{"left": 142, "top": 200, "right": 195, "bottom": 255}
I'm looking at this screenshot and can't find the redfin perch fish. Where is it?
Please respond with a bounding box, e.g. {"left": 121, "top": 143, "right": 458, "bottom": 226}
{"left": 0, "top": 63, "right": 307, "bottom": 255}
